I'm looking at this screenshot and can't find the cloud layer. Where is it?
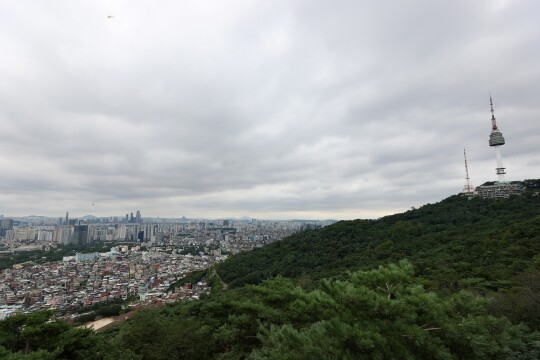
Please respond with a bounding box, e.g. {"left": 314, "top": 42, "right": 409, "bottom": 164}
{"left": 1, "top": 0, "right": 539, "bottom": 219}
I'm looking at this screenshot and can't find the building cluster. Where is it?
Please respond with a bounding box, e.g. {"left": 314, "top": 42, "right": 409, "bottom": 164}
{"left": 474, "top": 181, "right": 526, "bottom": 199}
{"left": 60, "top": 210, "right": 144, "bottom": 226}
{"left": 0, "top": 246, "right": 223, "bottom": 319}
{"left": 0, "top": 219, "right": 334, "bottom": 319}
{"left": 0, "top": 219, "right": 332, "bottom": 254}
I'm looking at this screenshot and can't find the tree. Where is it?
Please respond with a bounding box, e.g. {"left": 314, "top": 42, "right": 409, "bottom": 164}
{"left": 251, "top": 261, "right": 536, "bottom": 359}
{"left": 115, "top": 309, "right": 216, "bottom": 360}
{"left": 491, "top": 267, "right": 540, "bottom": 329}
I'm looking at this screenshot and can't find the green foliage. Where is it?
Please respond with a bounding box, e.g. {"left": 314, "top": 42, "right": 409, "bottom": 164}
{"left": 214, "top": 193, "right": 540, "bottom": 297}
{"left": 125, "top": 261, "right": 536, "bottom": 359}
{"left": 0, "top": 346, "right": 58, "bottom": 360}
{"left": 491, "top": 268, "right": 540, "bottom": 329}
{"left": 97, "top": 304, "right": 122, "bottom": 317}
{"left": 71, "top": 298, "right": 129, "bottom": 324}
{"left": 250, "top": 261, "right": 536, "bottom": 359}
{"left": 0, "top": 310, "right": 133, "bottom": 359}
{"left": 168, "top": 269, "right": 207, "bottom": 292}
{"left": 115, "top": 309, "right": 216, "bottom": 359}
{"left": 1, "top": 262, "right": 538, "bottom": 359}
{"left": 73, "top": 312, "right": 97, "bottom": 324}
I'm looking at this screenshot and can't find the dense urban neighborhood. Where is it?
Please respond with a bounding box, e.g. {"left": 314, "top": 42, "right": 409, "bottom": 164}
{"left": 0, "top": 216, "right": 333, "bottom": 320}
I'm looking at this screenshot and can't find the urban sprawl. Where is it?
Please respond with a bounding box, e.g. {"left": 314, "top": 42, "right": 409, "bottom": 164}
{"left": 0, "top": 213, "right": 334, "bottom": 321}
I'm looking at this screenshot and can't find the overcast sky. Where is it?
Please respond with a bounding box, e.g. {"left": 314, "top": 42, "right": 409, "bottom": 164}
{"left": 0, "top": 0, "right": 539, "bottom": 220}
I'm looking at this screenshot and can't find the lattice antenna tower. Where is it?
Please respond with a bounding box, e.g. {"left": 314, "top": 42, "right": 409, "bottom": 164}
{"left": 462, "top": 148, "right": 475, "bottom": 194}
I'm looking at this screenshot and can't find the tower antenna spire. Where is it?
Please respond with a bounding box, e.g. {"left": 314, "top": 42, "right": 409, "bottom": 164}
{"left": 490, "top": 93, "right": 498, "bottom": 130}
{"left": 462, "top": 148, "right": 474, "bottom": 194}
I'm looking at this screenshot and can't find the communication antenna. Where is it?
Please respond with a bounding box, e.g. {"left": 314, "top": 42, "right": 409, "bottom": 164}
{"left": 462, "top": 149, "right": 475, "bottom": 194}
{"left": 488, "top": 95, "right": 506, "bottom": 182}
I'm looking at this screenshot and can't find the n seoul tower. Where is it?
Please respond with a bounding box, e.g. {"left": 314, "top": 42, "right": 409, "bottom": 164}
{"left": 488, "top": 96, "right": 506, "bottom": 182}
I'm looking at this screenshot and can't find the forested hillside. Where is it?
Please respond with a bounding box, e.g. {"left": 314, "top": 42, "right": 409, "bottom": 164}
{"left": 2, "top": 261, "right": 539, "bottom": 359}
{"left": 215, "top": 191, "right": 540, "bottom": 294}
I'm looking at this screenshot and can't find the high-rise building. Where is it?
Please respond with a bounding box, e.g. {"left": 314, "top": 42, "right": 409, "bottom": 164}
{"left": 0, "top": 219, "right": 13, "bottom": 237}
{"left": 65, "top": 212, "right": 69, "bottom": 225}
{"left": 73, "top": 225, "right": 89, "bottom": 245}
{"left": 136, "top": 210, "right": 142, "bottom": 224}
{"left": 5, "top": 229, "right": 15, "bottom": 241}
{"left": 143, "top": 224, "right": 157, "bottom": 242}
{"left": 117, "top": 225, "right": 127, "bottom": 240}
{"left": 14, "top": 227, "right": 35, "bottom": 241}
{"left": 36, "top": 230, "right": 53, "bottom": 241}
{"left": 54, "top": 225, "right": 73, "bottom": 244}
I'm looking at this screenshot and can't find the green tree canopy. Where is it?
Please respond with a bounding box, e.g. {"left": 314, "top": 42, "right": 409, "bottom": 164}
{"left": 251, "top": 261, "right": 538, "bottom": 359}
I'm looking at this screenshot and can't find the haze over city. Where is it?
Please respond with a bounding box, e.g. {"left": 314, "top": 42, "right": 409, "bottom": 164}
{"left": 1, "top": 0, "right": 539, "bottom": 219}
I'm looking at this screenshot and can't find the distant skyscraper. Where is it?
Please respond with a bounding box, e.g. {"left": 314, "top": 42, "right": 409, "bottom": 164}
{"left": 73, "top": 225, "right": 89, "bottom": 245}
{"left": 0, "top": 219, "right": 13, "bottom": 237}
{"left": 136, "top": 210, "right": 142, "bottom": 224}
{"left": 58, "top": 226, "right": 73, "bottom": 245}
{"left": 65, "top": 212, "right": 69, "bottom": 225}
{"left": 5, "top": 230, "right": 15, "bottom": 241}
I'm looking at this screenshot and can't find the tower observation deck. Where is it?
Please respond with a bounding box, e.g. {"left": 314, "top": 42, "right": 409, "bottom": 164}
{"left": 489, "top": 131, "right": 505, "bottom": 146}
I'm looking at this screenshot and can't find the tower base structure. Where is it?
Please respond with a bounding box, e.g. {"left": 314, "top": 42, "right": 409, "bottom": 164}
{"left": 494, "top": 146, "right": 506, "bottom": 182}
{"left": 475, "top": 181, "right": 525, "bottom": 199}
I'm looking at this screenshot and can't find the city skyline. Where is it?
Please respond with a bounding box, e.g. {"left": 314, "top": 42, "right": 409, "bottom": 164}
{"left": 0, "top": 213, "right": 335, "bottom": 222}
{"left": 1, "top": 1, "right": 539, "bottom": 220}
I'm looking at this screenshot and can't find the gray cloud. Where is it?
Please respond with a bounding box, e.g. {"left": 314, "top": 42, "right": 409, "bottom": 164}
{"left": 0, "top": 0, "right": 539, "bottom": 219}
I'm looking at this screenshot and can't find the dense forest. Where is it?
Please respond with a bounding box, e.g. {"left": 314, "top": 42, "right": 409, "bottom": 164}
{"left": 215, "top": 191, "right": 540, "bottom": 293}
{"left": 1, "top": 187, "right": 539, "bottom": 359}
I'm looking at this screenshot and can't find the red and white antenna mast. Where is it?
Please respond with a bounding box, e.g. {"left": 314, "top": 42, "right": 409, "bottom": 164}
{"left": 490, "top": 95, "right": 498, "bottom": 131}
{"left": 462, "top": 148, "right": 475, "bottom": 194}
